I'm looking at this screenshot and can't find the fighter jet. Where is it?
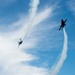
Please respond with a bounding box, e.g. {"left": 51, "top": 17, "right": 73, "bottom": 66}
{"left": 18, "top": 39, "right": 23, "bottom": 47}
{"left": 59, "top": 19, "right": 67, "bottom": 30}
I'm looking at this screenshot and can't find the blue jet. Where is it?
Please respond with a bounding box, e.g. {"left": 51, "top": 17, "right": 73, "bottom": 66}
{"left": 59, "top": 19, "right": 67, "bottom": 30}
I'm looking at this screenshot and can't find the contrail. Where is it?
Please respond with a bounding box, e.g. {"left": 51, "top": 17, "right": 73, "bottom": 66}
{"left": 29, "top": 0, "right": 39, "bottom": 20}
{"left": 49, "top": 28, "right": 68, "bottom": 75}
{"left": 23, "top": 0, "right": 39, "bottom": 39}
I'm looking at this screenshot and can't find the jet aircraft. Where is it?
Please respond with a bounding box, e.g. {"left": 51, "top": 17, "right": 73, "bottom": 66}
{"left": 59, "top": 19, "right": 67, "bottom": 30}
{"left": 18, "top": 39, "right": 23, "bottom": 47}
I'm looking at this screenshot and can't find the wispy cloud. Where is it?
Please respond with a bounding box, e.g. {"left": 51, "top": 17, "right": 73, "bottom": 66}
{"left": 0, "top": 0, "right": 57, "bottom": 75}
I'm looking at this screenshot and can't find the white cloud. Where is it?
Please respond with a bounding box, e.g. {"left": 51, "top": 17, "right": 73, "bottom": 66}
{"left": 33, "top": 7, "right": 53, "bottom": 26}
{"left": 0, "top": 0, "right": 58, "bottom": 75}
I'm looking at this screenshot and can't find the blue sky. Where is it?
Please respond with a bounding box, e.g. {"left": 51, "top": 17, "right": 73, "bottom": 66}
{"left": 0, "top": 0, "right": 75, "bottom": 75}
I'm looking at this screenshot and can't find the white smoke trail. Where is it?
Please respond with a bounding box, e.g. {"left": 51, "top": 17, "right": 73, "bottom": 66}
{"left": 29, "top": 0, "right": 39, "bottom": 20}
{"left": 49, "top": 28, "right": 68, "bottom": 75}
{"left": 23, "top": 0, "right": 39, "bottom": 39}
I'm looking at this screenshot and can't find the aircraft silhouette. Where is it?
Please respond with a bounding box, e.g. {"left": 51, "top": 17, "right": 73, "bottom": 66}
{"left": 18, "top": 39, "right": 23, "bottom": 47}
{"left": 59, "top": 19, "right": 67, "bottom": 30}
